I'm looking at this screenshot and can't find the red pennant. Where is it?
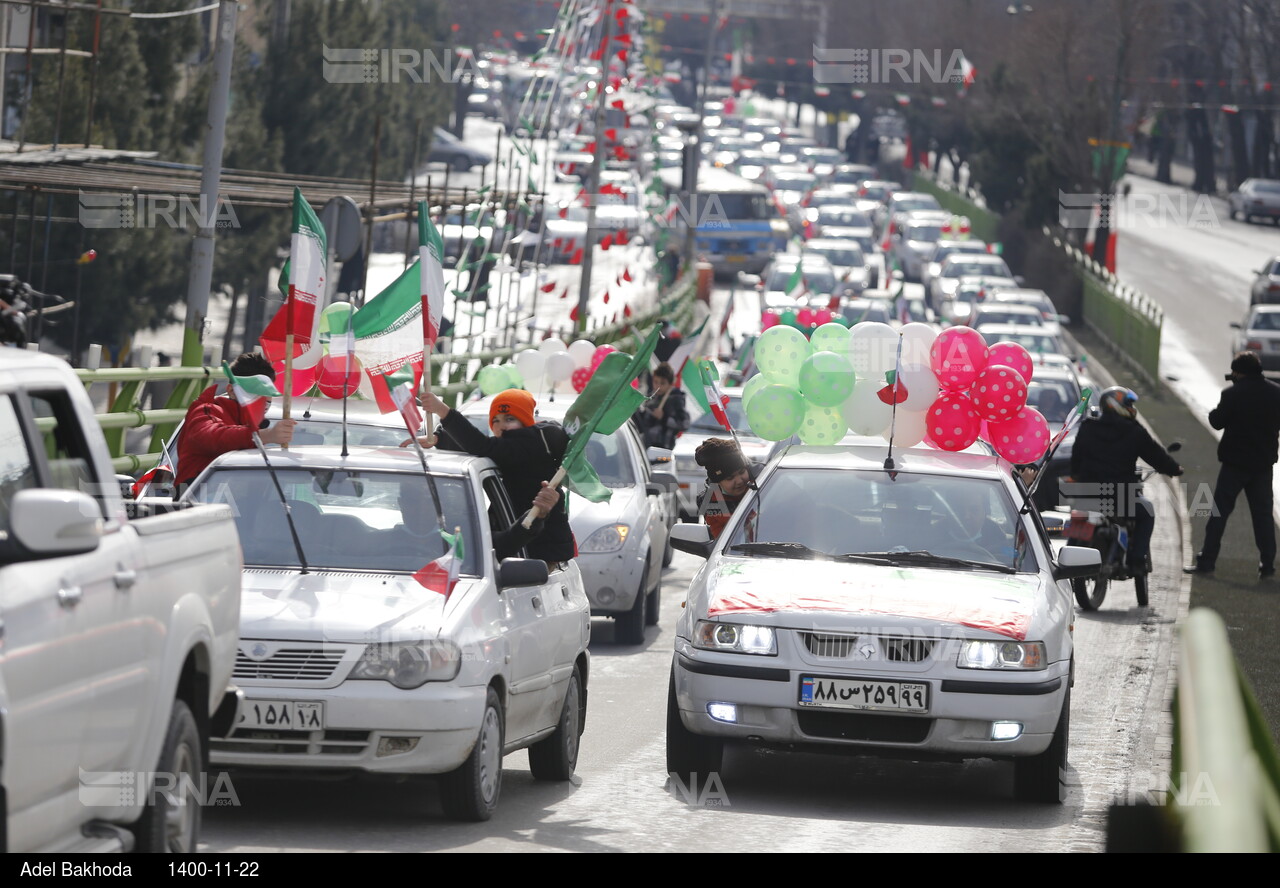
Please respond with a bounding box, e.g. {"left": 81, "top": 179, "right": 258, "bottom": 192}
{"left": 614, "top": 33, "right": 633, "bottom": 45}
{"left": 558, "top": 207, "right": 568, "bottom": 219}
{"left": 560, "top": 286, "right": 570, "bottom": 299}
{"left": 584, "top": 141, "right": 596, "bottom": 153}
{"left": 603, "top": 291, "right": 611, "bottom": 304}
{"left": 553, "top": 237, "right": 563, "bottom": 248}
{"left": 611, "top": 99, "right": 626, "bottom": 110}
{"left": 615, "top": 273, "right": 623, "bottom": 287}
{"left": 570, "top": 248, "right": 584, "bottom": 265}
{"left": 618, "top": 50, "right": 629, "bottom": 64}
{"left": 624, "top": 304, "right": 632, "bottom": 318}
{"left": 604, "top": 128, "right": 618, "bottom": 141}
{"left": 569, "top": 305, "right": 580, "bottom": 322}
{"left": 623, "top": 268, "right": 633, "bottom": 282}
{"left": 540, "top": 281, "right": 556, "bottom": 293}
{"left": 601, "top": 233, "right": 614, "bottom": 250}
{"left": 590, "top": 47, "right": 603, "bottom": 61}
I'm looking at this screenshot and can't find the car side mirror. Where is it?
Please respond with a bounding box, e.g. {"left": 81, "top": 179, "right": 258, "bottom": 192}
{"left": 1014, "top": 275, "right": 1027, "bottom": 286}
{"left": 498, "top": 557, "right": 550, "bottom": 589}
{"left": 3, "top": 489, "right": 103, "bottom": 563}
{"left": 647, "top": 446, "right": 674, "bottom": 467}
{"left": 1053, "top": 545, "right": 1101, "bottom": 581}
{"left": 670, "top": 522, "right": 714, "bottom": 558}
{"left": 1057, "top": 314, "right": 1071, "bottom": 325}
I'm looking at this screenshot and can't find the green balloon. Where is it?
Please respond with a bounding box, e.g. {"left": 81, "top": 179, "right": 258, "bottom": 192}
{"left": 744, "top": 384, "right": 805, "bottom": 441}
{"left": 753, "top": 325, "right": 810, "bottom": 386}
{"left": 810, "top": 323, "right": 852, "bottom": 357}
{"left": 478, "top": 364, "right": 511, "bottom": 396}
{"left": 798, "top": 350, "right": 856, "bottom": 408}
{"left": 780, "top": 309, "right": 798, "bottom": 327}
{"left": 503, "top": 364, "right": 525, "bottom": 390}
{"left": 833, "top": 315, "right": 852, "bottom": 328}
{"left": 741, "top": 373, "right": 769, "bottom": 411}
{"left": 796, "top": 404, "right": 847, "bottom": 445}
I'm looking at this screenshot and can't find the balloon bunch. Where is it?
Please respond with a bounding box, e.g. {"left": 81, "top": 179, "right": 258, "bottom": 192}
{"left": 478, "top": 338, "right": 625, "bottom": 396}
{"left": 743, "top": 321, "right": 1051, "bottom": 463}
{"left": 761, "top": 307, "right": 849, "bottom": 334}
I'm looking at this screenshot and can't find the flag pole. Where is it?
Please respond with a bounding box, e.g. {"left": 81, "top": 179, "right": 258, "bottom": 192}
{"left": 252, "top": 431, "right": 309, "bottom": 574}
{"left": 884, "top": 333, "right": 905, "bottom": 472}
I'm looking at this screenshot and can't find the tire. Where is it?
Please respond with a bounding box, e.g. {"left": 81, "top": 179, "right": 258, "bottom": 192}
{"left": 440, "top": 687, "right": 504, "bottom": 821}
{"left": 528, "top": 667, "right": 583, "bottom": 781}
{"left": 1230, "top": 207, "right": 1239, "bottom": 221}
{"left": 1072, "top": 573, "right": 1108, "bottom": 611}
{"left": 1134, "top": 554, "right": 1151, "bottom": 607}
{"left": 1014, "top": 688, "right": 1070, "bottom": 803}
{"left": 666, "top": 671, "right": 723, "bottom": 783}
{"left": 451, "top": 155, "right": 472, "bottom": 172}
{"left": 132, "top": 699, "right": 202, "bottom": 853}
{"left": 662, "top": 529, "right": 674, "bottom": 568}
{"left": 646, "top": 574, "right": 662, "bottom": 627}
{"left": 615, "top": 563, "right": 648, "bottom": 645}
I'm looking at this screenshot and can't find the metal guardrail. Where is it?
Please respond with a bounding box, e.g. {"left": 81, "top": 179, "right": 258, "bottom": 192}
{"left": 79, "top": 272, "right": 698, "bottom": 474}
{"left": 1043, "top": 227, "right": 1163, "bottom": 390}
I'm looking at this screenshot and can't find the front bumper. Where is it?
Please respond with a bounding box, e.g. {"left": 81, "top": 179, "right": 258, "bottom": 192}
{"left": 671, "top": 647, "right": 1067, "bottom": 759}
{"left": 578, "top": 545, "right": 648, "bottom": 615}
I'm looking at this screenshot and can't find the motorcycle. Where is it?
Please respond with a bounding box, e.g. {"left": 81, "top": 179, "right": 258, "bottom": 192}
{"left": 1062, "top": 442, "right": 1181, "bottom": 610}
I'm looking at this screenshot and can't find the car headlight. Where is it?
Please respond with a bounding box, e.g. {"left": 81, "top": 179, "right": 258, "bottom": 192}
{"left": 579, "top": 524, "right": 630, "bottom": 553}
{"left": 693, "top": 621, "right": 777, "bottom": 656}
{"left": 350, "top": 640, "right": 461, "bottom": 688}
{"left": 957, "top": 640, "right": 1046, "bottom": 671}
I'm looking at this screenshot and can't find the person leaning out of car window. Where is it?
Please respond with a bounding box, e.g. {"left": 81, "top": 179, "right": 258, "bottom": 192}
{"left": 693, "top": 437, "right": 757, "bottom": 539}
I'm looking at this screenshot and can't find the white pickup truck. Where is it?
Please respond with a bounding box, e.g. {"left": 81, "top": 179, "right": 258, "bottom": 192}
{"left": 0, "top": 349, "right": 242, "bottom": 852}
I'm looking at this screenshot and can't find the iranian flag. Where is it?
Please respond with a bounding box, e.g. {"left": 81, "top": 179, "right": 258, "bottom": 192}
{"left": 390, "top": 378, "right": 423, "bottom": 436}
{"left": 957, "top": 53, "right": 976, "bottom": 94}
{"left": 222, "top": 361, "right": 281, "bottom": 407}
{"left": 260, "top": 188, "right": 328, "bottom": 369}
{"left": 664, "top": 316, "right": 708, "bottom": 380}
{"left": 696, "top": 359, "right": 732, "bottom": 430}
{"left": 413, "top": 529, "right": 465, "bottom": 598}
{"left": 419, "top": 202, "right": 446, "bottom": 347}
{"left": 352, "top": 261, "right": 425, "bottom": 412}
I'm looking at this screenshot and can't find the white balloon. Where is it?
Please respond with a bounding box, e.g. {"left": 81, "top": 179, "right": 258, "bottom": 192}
{"left": 540, "top": 337, "right": 568, "bottom": 356}
{"left": 882, "top": 408, "right": 928, "bottom": 447}
{"left": 568, "top": 339, "right": 597, "bottom": 369}
{"left": 899, "top": 322, "right": 937, "bottom": 367}
{"left": 842, "top": 378, "right": 893, "bottom": 436}
{"left": 545, "top": 350, "right": 576, "bottom": 382}
{"left": 899, "top": 362, "right": 940, "bottom": 412}
{"left": 514, "top": 348, "right": 546, "bottom": 382}
{"left": 848, "top": 321, "right": 898, "bottom": 376}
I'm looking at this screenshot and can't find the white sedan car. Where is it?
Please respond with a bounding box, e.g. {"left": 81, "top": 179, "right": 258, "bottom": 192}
{"left": 667, "top": 443, "right": 1098, "bottom": 803}
{"left": 188, "top": 446, "right": 591, "bottom": 821}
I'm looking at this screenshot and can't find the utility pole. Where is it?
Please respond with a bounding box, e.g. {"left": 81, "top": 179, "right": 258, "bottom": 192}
{"left": 181, "top": 0, "right": 237, "bottom": 367}
{"left": 575, "top": 0, "right": 614, "bottom": 336}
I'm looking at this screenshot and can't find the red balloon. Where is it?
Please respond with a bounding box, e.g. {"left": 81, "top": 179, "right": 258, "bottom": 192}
{"left": 761, "top": 310, "right": 781, "bottom": 330}
{"left": 316, "top": 354, "right": 362, "bottom": 398}
{"left": 987, "top": 407, "right": 1051, "bottom": 463}
{"left": 971, "top": 365, "right": 1028, "bottom": 422}
{"left": 571, "top": 366, "right": 593, "bottom": 393}
{"left": 590, "top": 344, "right": 617, "bottom": 370}
{"left": 271, "top": 359, "right": 319, "bottom": 397}
{"left": 987, "top": 341, "right": 1034, "bottom": 384}
{"left": 797, "top": 307, "right": 815, "bottom": 326}
{"left": 930, "top": 326, "right": 989, "bottom": 392}
{"left": 924, "top": 392, "right": 982, "bottom": 451}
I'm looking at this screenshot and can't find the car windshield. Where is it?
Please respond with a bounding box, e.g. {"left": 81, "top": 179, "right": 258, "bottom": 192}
{"left": 726, "top": 468, "right": 1034, "bottom": 571}
{"left": 895, "top": 197, "right": 941, "bottom": 213}
{"left": 807, "top": 246, "right": 864, "bottom": 267}
{"left": 190, "top": 468, "right": 481, "bottom": 574}
{"left": 773, "top": 175, "right": 816, "bottom": 191}
{"left": 976, "top": 309, "right": 1042, "bottom": 326}
{"left": 905, "top": 225, "right": 944, "bottom": 241}
{"left": 1249, "top": 311, "right": 1280, "bottom": 331}
{"left": 991, "top": 331, "right": 1063, "bottom": 355}
{"left": 1253, "top": 181, "right": 1280, "bottom": 194}
{"left": 818, "top": 208, "right": 871, "bottom": 227}
{"left": 767, "top": 268, "right": 836, "bottom": 293}
{"left": 948, "top": 259, "right": 1008, "bottom": 277}
{"left": 841, "top": 302, "right": 892, "bottom": 324}
{"left": 701, "top": 192, "right": 771, "bottom": 220}
{"left": 1026, "top": 379, "right": 1080, "bottom": 423}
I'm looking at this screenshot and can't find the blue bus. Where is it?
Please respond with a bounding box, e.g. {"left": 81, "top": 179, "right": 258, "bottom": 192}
{"left": 657, "top": 166, "right": 784, "bottom": 278}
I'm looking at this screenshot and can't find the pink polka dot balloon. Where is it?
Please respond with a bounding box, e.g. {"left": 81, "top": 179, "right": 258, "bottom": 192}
{"left": 929, "top": 326, "right": 989, "bottom": 392}
{"left": 987, "top": 407, "right": 1050, "bottom": 463}
{"left": 924, "top": 392, "right": 982, "bottom": 451}
{"left": 970, "top": 365, "right": 1028, "bottom": 422}
{"left": 761, "top": 310, "right": 781, "bottom": 330}
{"left": 987, "top": 340, "right": 1034, "bottom": 384}
{"left": 571, "top": 366, "right": 592, "bottom": 393}
{"left": 590, "top": 344, "right": 617, "bottom": 370}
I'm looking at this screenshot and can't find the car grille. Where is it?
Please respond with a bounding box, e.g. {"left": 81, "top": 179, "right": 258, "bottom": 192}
{"left": 234, "top": 648, "right": 344, "bottom": 682}
{"left": 801, "top": 633, "right": 935, "bottom": 663}
{"left": 797, "top": 711, "right": 932, "bottom": 743}
{"left": 212, "top": 730, "right": 371, "bottom": 757}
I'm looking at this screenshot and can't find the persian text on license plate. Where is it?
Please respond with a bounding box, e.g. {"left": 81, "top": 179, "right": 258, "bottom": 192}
{"left": 725, "top": 254, "right": 747, "bottom": 264}
{"left": 799, "top": 676, "right": 929, "bottom": 713}
{"left": 239, "top": 700, "right": 324, "bottom": 730}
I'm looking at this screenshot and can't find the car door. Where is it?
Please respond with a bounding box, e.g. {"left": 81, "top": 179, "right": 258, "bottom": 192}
{"left": 623, "top": 426, "right": 666, "bottom": 580}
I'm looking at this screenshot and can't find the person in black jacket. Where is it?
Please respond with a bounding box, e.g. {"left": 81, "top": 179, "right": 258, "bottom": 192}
{"left": 1187, "top": 351, "right": 1280, "bottom": 577}
{"left": 1070, "top": 386, "right": 1183, "bottom": 574}
{"left": 415, "top": 388, "right": 576, "bottom": 567}
{"left": 633, "top": 362, "right": 690, "bottom": 450}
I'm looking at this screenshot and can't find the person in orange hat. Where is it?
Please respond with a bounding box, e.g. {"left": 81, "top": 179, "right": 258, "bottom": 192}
{"left": 416, "top": 388, "right": 575, "bottom": 566}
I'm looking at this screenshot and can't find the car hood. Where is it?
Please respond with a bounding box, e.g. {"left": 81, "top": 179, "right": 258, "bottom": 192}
{"left": 698, "top": 556, "right": 1045, "bottom": 640}
{"left": 239, "top": 569, "right": 484, "bottom": 642}
{"left": 568, "top": 484, "right": 643, "bottom": 533}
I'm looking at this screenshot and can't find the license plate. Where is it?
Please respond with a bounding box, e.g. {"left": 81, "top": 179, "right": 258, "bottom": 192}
{"left": 799, "top": 676, "right": 929, "bottom": 713}
{"left": 725, "top": 254, "right": 746, "bottom": 264}
{"left": 239, "top": 700, "right": 324, "bottom": 730}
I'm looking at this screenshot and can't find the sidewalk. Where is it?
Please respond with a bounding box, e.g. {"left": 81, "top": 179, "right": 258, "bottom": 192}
{"left": 1125, "top": 155, "right": 1228, "bottom": 196}
{"left": 1072, "top": 324, "right": 1280, "bottom": 745}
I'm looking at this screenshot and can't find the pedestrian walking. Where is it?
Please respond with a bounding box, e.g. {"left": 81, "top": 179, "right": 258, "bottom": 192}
{"left": 1186, "top": 351, "right": 1280, "bottom": 578}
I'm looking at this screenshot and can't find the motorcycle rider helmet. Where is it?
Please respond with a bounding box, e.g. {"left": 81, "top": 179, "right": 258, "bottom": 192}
{"left": 1098, "top": 386, "right": 1139, "bottom": 420}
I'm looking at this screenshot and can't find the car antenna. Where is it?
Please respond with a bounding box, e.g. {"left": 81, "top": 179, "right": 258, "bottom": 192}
{"left": 883, "top": 333, "right": 905, "bottom": 479}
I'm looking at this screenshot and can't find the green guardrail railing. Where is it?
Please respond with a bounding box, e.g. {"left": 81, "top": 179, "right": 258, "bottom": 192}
{"left": 78, "top": 272, "right": 699, "bottom": 475}
{"left": 1043, "top": 228, "right": 1163, "bottom": 390}
{"left": 911, "top": 172, "right": 1000, "bottom": 245}
{"left": 1106, "top": 608, "right": 1280, "bottom": 851}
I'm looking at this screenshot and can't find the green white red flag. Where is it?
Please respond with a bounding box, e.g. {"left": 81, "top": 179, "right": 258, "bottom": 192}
{"left": 419, "top": 202, "right": 447, "bottom": 347}
{"left": 352, "top": 261, "right": 425, "bottom": 412}
{"left": 221, "top": 361, "right": 281, "bottom": 407}
{"left": 413, "top": 529, "right": 464, "bottom": 598}
{"left": 390, "top": 378, "right": 423, "bottom": 435}
{"left": 696, "top": 359, "right": 732, "bottom": 430}
{"left": 260, "top": 188, "right": 328, "bottom": 369}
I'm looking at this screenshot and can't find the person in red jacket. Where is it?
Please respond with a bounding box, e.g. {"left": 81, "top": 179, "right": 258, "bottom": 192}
{"left": 174, "top": 353, "right": 295, "bottom": 495}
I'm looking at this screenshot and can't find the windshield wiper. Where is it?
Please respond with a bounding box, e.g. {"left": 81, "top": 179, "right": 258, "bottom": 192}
{"left": 729, "top": 542, "right": 829, "bottom": 560}
{"left": 853, "top": 550, "right": 1017, "bottom": 574}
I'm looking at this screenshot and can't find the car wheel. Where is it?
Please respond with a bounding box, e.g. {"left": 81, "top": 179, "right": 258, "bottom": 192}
{"left": 615, "top": 563, "right": 648, "bottom": 645}
{"left": 132, "top": 699, "right": 202, "bottom": 853}
{"left": 1230, "top": 207, "right": 1239, "bottom": 221}
{"left": 1014, "top": 687, "right": 1070, "bottom": 804}
{"left": 1134, "top": 554, "right": 1150, "bottom": 607}
{"left": 662, "top": 530, "right": 674, "bottom": 568}
{"left": 440, "top": 687, "right": 504, "bottom": 821}
{"left": 666, "top": 670, "right": 723, "bottom": 783}
{"left": 451, "top": 155, "right": 472, "bottom": 172}
{"left": 1072, "top": 574, "right": 1107, "bottom": 611}
{"left": 646, "top": 571, "right": 662, "bottom": 627}
{"left": 528, "top": 666, "right": 583, "bottom": 781}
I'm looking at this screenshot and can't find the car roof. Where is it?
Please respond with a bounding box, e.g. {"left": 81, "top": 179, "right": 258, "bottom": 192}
{"left": 773, "top": 443, "right": 1008, "bottom": 479}
{"left": 205, "top": 445, "right": 482, "bottom": 475}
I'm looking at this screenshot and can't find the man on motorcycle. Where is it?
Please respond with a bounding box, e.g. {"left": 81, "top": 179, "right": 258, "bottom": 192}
{"left": 1069, "top": 387, "right": 1183, "bottom": 573}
